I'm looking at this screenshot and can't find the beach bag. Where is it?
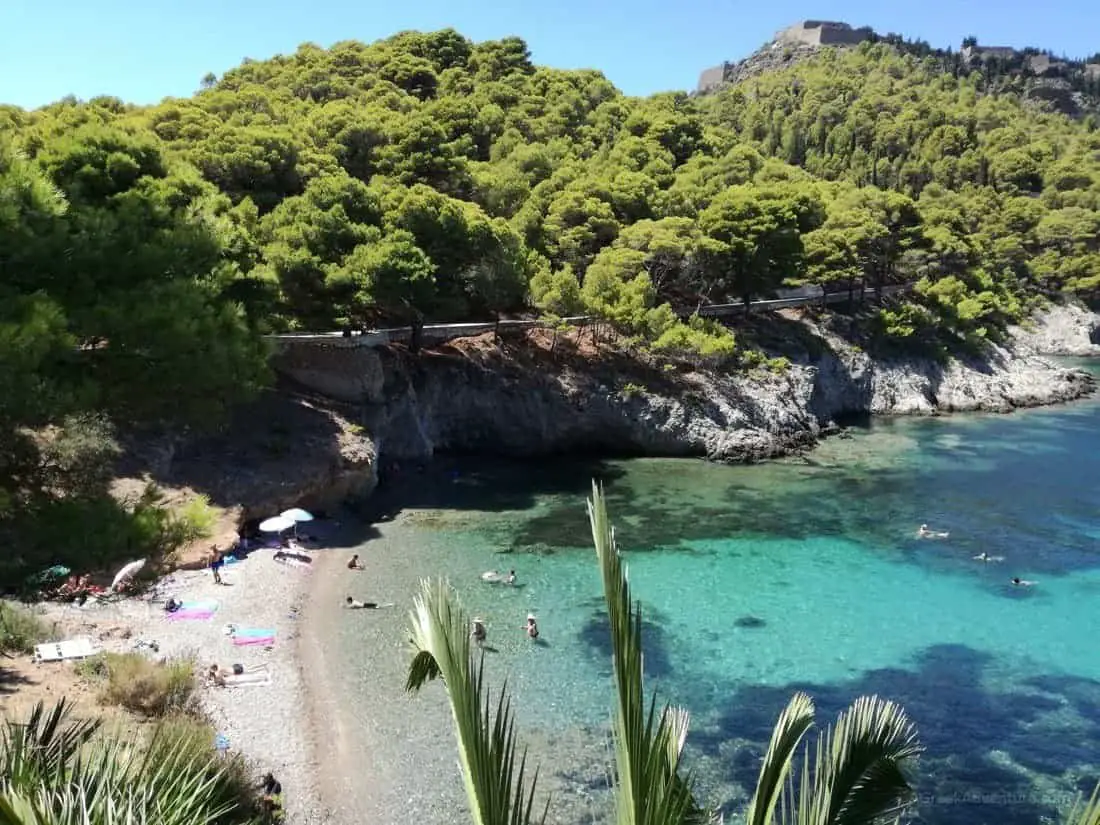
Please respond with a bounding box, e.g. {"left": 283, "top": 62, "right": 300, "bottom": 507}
{"left": 232, "top": 663, "right": 244, "bottom": 675}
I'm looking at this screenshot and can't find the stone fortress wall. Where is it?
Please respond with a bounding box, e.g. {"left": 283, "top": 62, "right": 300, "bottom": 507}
{"left": 774, "top": 20, "right": 875, "bottom": 48}
{"left": 696, "top": 20, "right": 874, "bottom": 92}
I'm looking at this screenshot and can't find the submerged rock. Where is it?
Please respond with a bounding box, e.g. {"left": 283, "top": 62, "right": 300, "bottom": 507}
{"left": 734, "top": 615, "right": 767, "bottom": 629}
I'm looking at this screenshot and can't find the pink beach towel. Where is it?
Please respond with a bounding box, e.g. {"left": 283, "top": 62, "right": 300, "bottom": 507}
{"left": 231, "top": 628, "right": 276, "bottom": 646}
{"left": 232, "top": 635, "right": 276, "bottom": 646}
{"left": 166, "top": 601, "right": 218, "bottom": 621}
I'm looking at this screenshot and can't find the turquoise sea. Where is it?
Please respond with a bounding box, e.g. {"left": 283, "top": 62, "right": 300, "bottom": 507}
{"left": 324, "top": 362, "right": 1100, "bottom": 825}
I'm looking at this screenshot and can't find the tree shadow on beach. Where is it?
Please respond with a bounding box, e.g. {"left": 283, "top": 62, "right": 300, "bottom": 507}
{"left": 690, "top": 644, "right": 1099, "bottom": 825}
{"left": 0, "top": 663, "right": 32, "bottom": 695}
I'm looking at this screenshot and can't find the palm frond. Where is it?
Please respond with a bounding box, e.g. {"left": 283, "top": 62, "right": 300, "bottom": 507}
{"left": 790, "top": 695, "right": 922, "bottom": 825}
{"left": 744, "top": 692, "right": 815, "bottom": 825}
{"left": 587, "top": 481, "right": 711, "bottom": 825}
{"left": 1, "top": 699, "right": 252, "bottom": 825}
{"left": 406, "top": 577, "right": 547, "bottom": 825}
{"left": 1065, "top": 781, "right": 1100, "bottom": 825}
{"left": 1, "top": 699, "right": 101, "bottom": 791}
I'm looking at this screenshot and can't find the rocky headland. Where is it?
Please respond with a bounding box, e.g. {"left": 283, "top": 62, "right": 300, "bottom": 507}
{"left": 115, "top": 303, "right": 1098, "bottom": 528}
{"left": 270, "top": 304, "right": 1098, "bottom": 470}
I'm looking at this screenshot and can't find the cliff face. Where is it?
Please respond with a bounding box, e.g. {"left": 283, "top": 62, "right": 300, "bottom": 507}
{"left": 273, "top": 306, "right": 1098, "bottom": 465}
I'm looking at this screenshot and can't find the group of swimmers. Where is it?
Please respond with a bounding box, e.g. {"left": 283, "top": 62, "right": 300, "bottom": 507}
{"left": 917, "top": 525, "right": 1036, "bottom": 587}
{"left": 471, "top": 613, "right": 539, "bottom": 645}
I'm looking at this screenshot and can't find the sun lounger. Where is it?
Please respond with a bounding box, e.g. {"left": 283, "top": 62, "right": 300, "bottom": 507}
{"left": 33, "top": 637, "right": 102, "bottom": 663}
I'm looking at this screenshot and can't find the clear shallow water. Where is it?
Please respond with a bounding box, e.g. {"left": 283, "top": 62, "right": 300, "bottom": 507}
{"left": 328, "top": 373, "right": 1100, "bottom": 825}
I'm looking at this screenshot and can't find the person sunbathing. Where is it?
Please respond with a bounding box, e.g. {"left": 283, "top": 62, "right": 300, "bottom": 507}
{"left": 345, "top": 596, "right": 379, "bottom": 609}
{"left": 206, "top": 664, "right": 229, "bottom": 687}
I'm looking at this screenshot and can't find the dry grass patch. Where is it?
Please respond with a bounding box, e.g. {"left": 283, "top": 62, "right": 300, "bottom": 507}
{"left": 76, "top": 652, "right": 196, "bottom": 717}
{"left": 0, "top": 600, "right": 55, "bottom": 654}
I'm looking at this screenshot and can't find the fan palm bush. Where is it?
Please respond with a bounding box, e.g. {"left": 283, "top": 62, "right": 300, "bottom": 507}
{"left": 407, "top": 480, "right": 929, "bottom": 825}
{"left": 0, "top": 699, "right": 257, "bottom": 825}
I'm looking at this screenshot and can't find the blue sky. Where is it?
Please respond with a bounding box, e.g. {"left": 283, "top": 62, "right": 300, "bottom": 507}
{"left": 2, "top": 0, "right": 1097, "bottom": 109}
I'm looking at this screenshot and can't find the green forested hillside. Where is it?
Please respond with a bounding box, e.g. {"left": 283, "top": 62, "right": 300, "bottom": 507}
{"left": 2, "top": 30, "right": 1100, "bottom": 575}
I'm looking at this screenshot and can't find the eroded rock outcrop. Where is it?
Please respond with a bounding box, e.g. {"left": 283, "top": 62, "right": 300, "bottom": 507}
{"left": 1010, "top": 303, "right": 1100, "bottom": 357}
{"left": 272, "top": 305, "right": 1098, "bottom": 465}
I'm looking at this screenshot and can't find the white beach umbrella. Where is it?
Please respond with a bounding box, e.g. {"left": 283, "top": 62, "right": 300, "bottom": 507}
{"left": 280, "top": 508, "right": 314, "bottom": 522}
{"left": 111, "top": 558, "right": 146, "bottom": 591}
{"left": 259, "top": 515, "right": 296, "bottom": 533}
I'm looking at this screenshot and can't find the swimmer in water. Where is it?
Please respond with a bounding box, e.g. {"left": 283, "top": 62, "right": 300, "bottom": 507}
{"left": 480, "top": 569, "right": 517, "bottom": 585}
{"left": 471, "top": 618, "right": 487, "bottom": 647}
{"left": 974, "top": 553, "right": 1004, "bottom": 563}
{"left": 917, "top": 524, "right": 950, "bottom": 539}
{"left": 522, "top": 614, "right": 539, "bottom": 640}
{"left": 1010, "top": 577, "right": 1036, "bottom": 587}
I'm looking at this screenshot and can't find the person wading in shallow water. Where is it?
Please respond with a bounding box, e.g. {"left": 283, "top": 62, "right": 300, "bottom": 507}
{"left": 522, "top": 614, "right": 539, "bottom": 640}
{"left": 471, "top": 618, "right": 487, "bottom": 647}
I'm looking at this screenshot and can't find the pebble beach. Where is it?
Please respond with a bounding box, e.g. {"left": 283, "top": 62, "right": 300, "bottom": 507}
{"left": 35, "top": 536, "right": 340, "bottom": 825}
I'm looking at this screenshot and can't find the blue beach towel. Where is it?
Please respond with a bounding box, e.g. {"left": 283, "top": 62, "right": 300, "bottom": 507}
{"left": 233, "top": 627, "right": 276, "bottom": 638}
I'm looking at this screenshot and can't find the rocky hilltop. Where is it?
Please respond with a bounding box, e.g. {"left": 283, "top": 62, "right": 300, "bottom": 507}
{"left": 271, "top": 304, "right": 1098, "bottom": 468}
{"left": 697, "top": 21, "right": 1100, "bottom": 118}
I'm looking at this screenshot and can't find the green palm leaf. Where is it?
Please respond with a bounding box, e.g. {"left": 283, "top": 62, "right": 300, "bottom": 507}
{"left": 406, "top": 577, "right": 547, "bottom": 825}
{"left": 744, "top": 692, "right": 815, "bottom": 825}
{"left": 1, "top": 700, "right": 252, "bottom": 825}
{"left": 1065, "top": 782, "right": 1100, "bottom": 825}
{"left": 786, "top": 695, "right": 922, "bottom": 825}
{"left": 586, "top": 481, "right": 712, "bottom": 825}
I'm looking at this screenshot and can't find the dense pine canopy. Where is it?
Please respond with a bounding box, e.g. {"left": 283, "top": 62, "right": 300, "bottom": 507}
{"left": 2, "top": 29, "right": 1100, "bottom": 577}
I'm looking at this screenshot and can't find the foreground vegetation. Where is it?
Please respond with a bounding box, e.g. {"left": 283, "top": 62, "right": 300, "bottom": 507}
{"left": 0, "top": 700, "right": 259, "bottom": 825}
{"left": 3, "top": 27, "right": 1099, "bottom": 580}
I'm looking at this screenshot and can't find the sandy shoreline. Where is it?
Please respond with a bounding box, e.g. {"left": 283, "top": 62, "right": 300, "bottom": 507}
{"left": 33, "top": 536, "right": 338, "bottom": 825}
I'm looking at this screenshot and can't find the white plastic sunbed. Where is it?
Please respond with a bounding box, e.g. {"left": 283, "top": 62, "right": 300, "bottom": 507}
{"left": 33, "top": 637, "right": 102, "bottom": 663}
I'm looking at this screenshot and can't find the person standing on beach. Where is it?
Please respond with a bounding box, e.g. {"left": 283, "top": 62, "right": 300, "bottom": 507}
{"left": 210, "top": 547, "right": 224, "bottom": 585}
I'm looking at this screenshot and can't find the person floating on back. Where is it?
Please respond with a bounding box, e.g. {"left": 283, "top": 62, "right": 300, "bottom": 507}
{"left": 522, "top": 614, "right": 539, "bottom": 640}
{"left": 471, "top": 617, "right": 487, "bottom": 647}
{"left": 480, "top": 569, "right": 516, "bottom": 585}
{"left": 917, "top": 524, "right": 949, "bottom": 539}
{"left": 347, "top": 554, "right": 364, "bottom": 571}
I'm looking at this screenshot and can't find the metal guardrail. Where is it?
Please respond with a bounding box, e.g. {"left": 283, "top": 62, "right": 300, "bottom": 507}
{"left": 268, "top": 284, "right": 913, "bottom": 348}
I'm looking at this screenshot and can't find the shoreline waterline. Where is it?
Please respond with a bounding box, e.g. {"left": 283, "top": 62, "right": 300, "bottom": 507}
{"left": 297, "top": 376, "right": 1100, "bottom": 825}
